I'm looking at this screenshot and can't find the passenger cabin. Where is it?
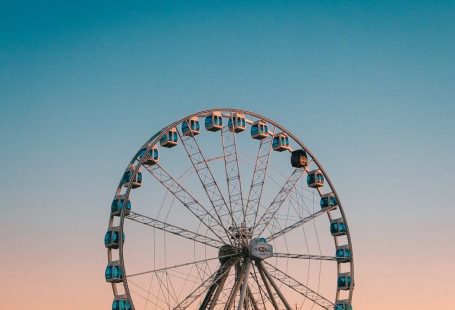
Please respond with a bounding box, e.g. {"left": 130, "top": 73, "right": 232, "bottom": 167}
{"left": 320, "top": 193, "right": 338, "bottom": 210}
{"left": 336, "top": 245, "right": 351, "bottom": 263}
{"left": 104, "top": 227, "right": 124, "bottom": 249}
{"left": 291, "top": 149, "right": 308, "bottom": 168}
{"left": 112, "top": 297, "right": 132, "bottom": 310}
{"left": 251, "top": 120, "right": 269, "bottom": 140}
{"left": 272, "top": 132, "right": 290, "bottom": 152}
{"left": 307, "top": 170, "right": 324, "bottom": 188}
{"left": 228, "top": 113, "right": 246, "bottom": 133}
{"left": 122, "top": 165, "right": 142, "bottom": 188}
{"left": 141, "top": 147, "right": 159, "bottom": 166}
{"left": 205, "top": 112, "right": 223, "bottom": 132}
{"left": 337, "top": 272, "right": 352, "bottom": 290}
{"left": 335, "top": 300, "right": 352, "bottom": 310}
{"left": 105, "top": 262, "right": 123, "bottom": 283}
{"left": 182, "top": 116, "right": 200, "bottom": 136}
{"left": 331, "top": 218, "right": 347, "bottom": 236}
{"left": 111, "top": 197, "right": 131, "bottom": 216}
{"left": 160, "top": 127, "right": 178, "bottom": 148}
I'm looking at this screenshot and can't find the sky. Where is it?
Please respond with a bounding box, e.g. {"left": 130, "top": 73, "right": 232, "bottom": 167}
{"left": 1, "top": 1, "right": 454, "bottom": 309}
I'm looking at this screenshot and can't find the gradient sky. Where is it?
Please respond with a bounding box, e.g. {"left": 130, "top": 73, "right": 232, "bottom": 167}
{"left": 1, "top": 1, "right": 454, "bottom": 309}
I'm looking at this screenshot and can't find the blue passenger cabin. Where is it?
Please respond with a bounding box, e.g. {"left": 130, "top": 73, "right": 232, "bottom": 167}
{"left": 272, "top": 132, "right": 290, "bottom": 151}
{"left": 141, "top": 146, "right": 159, "bottom": 166}
{"left": 111, "top": 197, "right": 131, "bottom": 216}
{"left": 105, "top": 262, "right": 123, "bottom": 283}
{"left": 291, "top": 149, "right": 308, "bottom": 168}
{"left": 320, "top": 193, "right": 338, "bottom": 210}
{"left": 122, "top": 165, "right": 142, "bottom": 188}
{"left": 335, "top": 300, "right": 352, "bottom": 310}
{"left": 337, "top": 273, "right": 352, "bottom": 290}
{"left": 104, "top": 227, "right": 125, "bottom": 249}
{"left": 307, "top": 170, "right": 324, "bottom": 188}
{"left": 112, "top": 297, "right": 132, "bottom": 310}
{"left": 228, "top": 113, "right": 246, "bottom": 133}
{"left": 205, "top": 111, "right": 223, "bottom": 132}
{"left": 336, "top": 245, "right": 351, "bottom": 263}
{"left": 251, "top": 120, "right": 269, "bottom": 140}
{"left": 160, "top": 127, "right": 178, "bottom": 147}
{"left": 331, "top": 218, "right": 347, "bottom": 236}
{"left": 182, "top": 116, "right": 200, "bottom": 136}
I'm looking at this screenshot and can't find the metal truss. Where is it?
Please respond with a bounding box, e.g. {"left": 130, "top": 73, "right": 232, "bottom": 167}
{"left": 220, "top": 117, "right": 244, "bottom": 226}
{"left": 262, "top": 261, "right": 335, "bottom": 309}
{"left": 244, "top": 128, "right": 274, "bottom": 227}
{"left": 177, "top": 129, "right": 236, "bottom": 237}
{"left": 143, "top": 163, "right": 230, "bottom": 243}
{"left": 126, "top": 211, "right": 226, "bottom": 249}
{"left": 253, "top": 168, "right": 305, "bottom": 237}
{"left": 272, "top": 252, "right": 337, "bottom": 261}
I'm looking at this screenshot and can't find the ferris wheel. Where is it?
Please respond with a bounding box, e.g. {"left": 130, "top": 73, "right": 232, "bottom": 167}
{"left": 105, "top": 108, "right": 354, "bottom": 310}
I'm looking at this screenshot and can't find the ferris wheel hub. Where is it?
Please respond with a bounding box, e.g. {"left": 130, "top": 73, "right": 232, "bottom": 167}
{"left": 228, "top": 221, "right": 253, "bottom": 245}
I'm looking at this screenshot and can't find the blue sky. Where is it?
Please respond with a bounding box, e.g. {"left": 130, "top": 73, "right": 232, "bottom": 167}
{"left": 1, "top": 1, "right": 454, "bottom": 308}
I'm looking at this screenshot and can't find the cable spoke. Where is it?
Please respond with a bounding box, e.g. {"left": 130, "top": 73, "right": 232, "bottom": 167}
{"left": 126, "top": 211, "right": 226, "bottom": 249}
{"left": 253, "top": 168, "right": 305, "bottom": 237}
{"left": 143, "top": 162, "right": 230, "bottom": 243}
{"left": 273, "top": 253, "right": 337, "bottom": 261}
{"left": 127, "top": 253, "right": 240, "bottom": 278}
{"left": 220, "top": 112, "right": 246, "bottom": 227}
{"left": 244, "top": 126, "right": 275, "bottom": 227}
{"left": 177, "top": 125, "right": 237, "bottom": 237}
{"left": 265, "top": 208, "right": 334, "bottom": 242}
{"left": 262, "top": 261, "right": 335, "bottom": 309}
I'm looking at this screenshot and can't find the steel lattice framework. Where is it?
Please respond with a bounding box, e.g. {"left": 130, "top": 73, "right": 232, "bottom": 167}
{"left": 105, "top": 108, "right": 355, "bottom": 310}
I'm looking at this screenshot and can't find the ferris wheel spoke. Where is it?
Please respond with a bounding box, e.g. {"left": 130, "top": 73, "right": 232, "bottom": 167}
{"left": 177, "top": 127, "right": 237, "bottom": 236}
{"left": 246, "top": 285, "right": 260, "bottom": 310}
{"left": 272, "top": 252, "right": 337, "bottom": 261}
{"left": 125, "top": 211, "right": 225, "bottom": 248}
{"left": 156, "top": 271, "right": 179, "bottom": 306}
{"left": 129, "top": 280, "right": 169, "bottom": 310}
{"left": 265, "top": 208, "right": 332, "bottom": 242}
{"left": 253, "top": 168, "right": 305, "bottom": 237}
{"left": 244, "top": 127, "right": 275, "bottom": 227}
{"left": 127, "top": 253, "right": 240, "bottom": 278}
{"left": 173, "top": 257, "right": 240, "bottom": 309}
{"left": 262, "top": 261, "right": 335, "bottom": 309}
{"left": 143, "top": 162, "right": 231, "bottom": 243}
{"left": 221, "top": 114, "right": 245, "bottom": 226}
